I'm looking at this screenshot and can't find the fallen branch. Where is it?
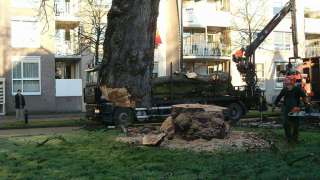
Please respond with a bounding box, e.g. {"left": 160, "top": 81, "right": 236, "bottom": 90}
{"left": 36, "top": 136, "right": 68, "bottom": 147}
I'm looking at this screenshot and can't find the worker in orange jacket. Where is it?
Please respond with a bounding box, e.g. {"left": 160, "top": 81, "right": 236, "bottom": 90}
{"left": 273, "top": 77, "right": 308, "bottom": 143}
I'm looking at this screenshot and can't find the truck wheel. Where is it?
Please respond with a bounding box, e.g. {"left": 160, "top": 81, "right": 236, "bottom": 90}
{"left": 228, "top": 103, "right": 243, "bottom": 122}
{"left": 113, "top": 108, "right": 134, "bottom": 126}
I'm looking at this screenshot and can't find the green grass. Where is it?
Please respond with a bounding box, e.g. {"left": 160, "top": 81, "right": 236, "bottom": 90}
{"left": 244, "top": 110, "right": 281, "bottom": 118}
{"left": 0, "top": 128, "right": 319, "bottom": 179}
{"left": 0, "top": 119, "right": 90, "bottom": 130}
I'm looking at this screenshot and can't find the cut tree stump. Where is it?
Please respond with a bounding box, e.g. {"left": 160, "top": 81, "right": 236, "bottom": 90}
{"left": 160, "top": 117, "right": 175, "bottom": 140}
{"left": 170, "top": 104, "right": 230, "bottom": 140}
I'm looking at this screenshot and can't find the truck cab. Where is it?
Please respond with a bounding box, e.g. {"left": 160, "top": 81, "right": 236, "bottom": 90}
{"left": 84, "top": 65, "right": 114, "bottom": 124}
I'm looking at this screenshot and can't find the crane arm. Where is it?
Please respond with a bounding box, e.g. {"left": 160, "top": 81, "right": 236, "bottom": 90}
{"left": 232, "top": 0, "right": 296, "bottom": 95}
{"left": 244, "top": 0, "right": 294, "bottom": 58}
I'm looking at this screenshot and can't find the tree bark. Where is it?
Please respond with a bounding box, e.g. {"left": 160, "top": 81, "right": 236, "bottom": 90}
{"left": 100, "top": 0, "right": 160, "bottom": 108}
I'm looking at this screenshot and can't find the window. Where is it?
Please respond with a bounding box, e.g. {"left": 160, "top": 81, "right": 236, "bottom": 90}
{"left": 207, "top": 33, "right": 222, "bottom": 44}
{"left": 65, "top": 29, "right": 71, "bottom": 41}
{"left": 11, "top": 0, "right": 40, "bottom": 8}
{"left": 274, "top": 32, "right": 291, "bottom": 50}
{"left": 208, "top": 0, "right": 228, "bottom": 11}
{"left": 86, "top": 71, "right": 98, "bottom": 84}
{"left": 208, "top": 63, "right": 223, "bottom": 74}
{"left": 55, "top": 62, "right": 80, "bottom": 79}
{"left": 11, "top": 17, "right": 40, "bottom": 48}
{"left": 153, "top": 62, "right": 159, "bottom": 78}
{"left": 274, "top": 61, "right": 294, "bottom": 89}
{"left": 208, "top": 66, "right": 215, "bottom": 74}
{"left": 256, "top": 63, "right": 265, "bottom": 89}
{"left": 12, "top": 56, "right": 41, "bottom": 95}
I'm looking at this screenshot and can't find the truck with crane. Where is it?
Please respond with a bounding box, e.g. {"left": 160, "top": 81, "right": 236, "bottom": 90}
{"left": 233, "top": 0, "right": 320, "bottom": 117}
{"left": 232, "top": 0, "right": 299, "bottom": 96}
{"left": 84, "top": 0, "right": 315, "bottom": 125}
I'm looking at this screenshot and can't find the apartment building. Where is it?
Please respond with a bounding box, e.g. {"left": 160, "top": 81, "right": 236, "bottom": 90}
{"left": 157, "top": 0, "right": 320, "bottom": 103}
{"left": 1, "top": 0, "right": 319, "bottom": 115}
{"left": 155, "top": 0, "right": 231, "bottom": 77}
{"left": 0, "top": 0, "right": 111, "bottom": 114}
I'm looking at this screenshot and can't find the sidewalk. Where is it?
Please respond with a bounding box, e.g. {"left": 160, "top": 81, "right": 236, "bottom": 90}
{"left": 0, "top": 113, "right": 85, "bottom": 123}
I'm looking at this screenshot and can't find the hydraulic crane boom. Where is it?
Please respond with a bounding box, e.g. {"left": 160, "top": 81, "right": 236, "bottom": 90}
{"left": 245, "top": 0, "right": 294, "bottom": 58}
{"left": 233, "top": 0, "right": 297, "bottom": 93}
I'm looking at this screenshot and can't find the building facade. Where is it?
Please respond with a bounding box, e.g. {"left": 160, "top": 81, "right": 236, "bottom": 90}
{"left": 0, "top": 0, "right": 111, "bottom": 114}
{"left": 1, "top": 0, "right": 320, "bottom": 115}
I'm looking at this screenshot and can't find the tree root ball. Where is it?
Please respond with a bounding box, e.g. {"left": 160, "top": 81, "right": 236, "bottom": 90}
{"left": 165, "top": 104, "right": 230, "bottom": 140}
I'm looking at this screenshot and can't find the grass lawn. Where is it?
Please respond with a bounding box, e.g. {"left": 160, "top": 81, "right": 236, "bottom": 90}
{"left": 0, "top": 128, "right": 319, "bottom": 179}
{"left": 243, "top": 110, "right": 281, "bottom": 118}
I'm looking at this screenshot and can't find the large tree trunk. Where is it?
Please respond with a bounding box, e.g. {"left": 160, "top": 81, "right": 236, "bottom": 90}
{"left": 100, "top": 0, "right": 160, "bottom": 108}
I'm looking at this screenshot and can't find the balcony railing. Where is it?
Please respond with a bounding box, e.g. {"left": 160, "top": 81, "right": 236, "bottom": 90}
{"left": 54, "top": 1, "right": 79, "bottom": 20}
{"left": 306, "top": 46, "right": 320, "bottom": 58}
{"left": 55, "top": 40, "right": 80, "bottom": 57}
{"left": 183, "top": 43, "right": 231, "bottom": 57}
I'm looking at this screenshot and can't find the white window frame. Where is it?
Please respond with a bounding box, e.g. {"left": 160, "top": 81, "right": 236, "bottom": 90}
{"left": 274, "top": 32, "right": 291, "bottom": 51}
{"left": 11, "top": 17, "right": 40, "bottom": 48}
{"left": 12, "top": 56, "right": 41, "bottom": 96}
{"left": 274, "top": 61, "right": 295, "bottom": 90}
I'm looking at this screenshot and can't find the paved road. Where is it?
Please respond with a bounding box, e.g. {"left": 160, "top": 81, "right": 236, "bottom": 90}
{"left": 0, "top": 126, "right": 82, "bottom": 137}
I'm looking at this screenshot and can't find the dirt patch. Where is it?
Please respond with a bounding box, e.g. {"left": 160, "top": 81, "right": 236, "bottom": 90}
{"left": 116, "top": 127, "right": 270, "bottom": 152}
{"left": 160, "top": 131, "right": 270, "bottom": 152}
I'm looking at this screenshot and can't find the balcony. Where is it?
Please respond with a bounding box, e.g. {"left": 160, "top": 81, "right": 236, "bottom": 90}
{"left": 54, "top": 1, "right": 80, "bottom": 22}
{"left": 184, "top": 43, "right": 231, "bottom": 59}
{"left": 183, "top": 1, "right": 231, "bottom": 28}
{"left": 306, "top": 46, "right": 320, "bottom": 58}
{"left": 55, "top": 40, "right": 80, "bottom": 57}
{"left": 56, "top": 79, "right": 82, "bottom": 97}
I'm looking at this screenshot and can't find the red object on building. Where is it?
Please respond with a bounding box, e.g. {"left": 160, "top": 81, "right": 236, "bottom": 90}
{"left": 155, "top": 30, "right": 162, "bottom": 46}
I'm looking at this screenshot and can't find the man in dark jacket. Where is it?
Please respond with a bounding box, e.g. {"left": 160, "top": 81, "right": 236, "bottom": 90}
{"left": 15, "top": 89, "right": 26, "bottom": 120}
{"left": 274, "top": 78, "right": 307, "bottom": 143}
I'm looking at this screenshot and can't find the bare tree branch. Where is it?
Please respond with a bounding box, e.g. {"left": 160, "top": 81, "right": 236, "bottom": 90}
{"left": 231, "top": 0, "right": 269, "bottom": 49}
{"left": 78, "top": 0, "right": 110, "bottom": 63}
